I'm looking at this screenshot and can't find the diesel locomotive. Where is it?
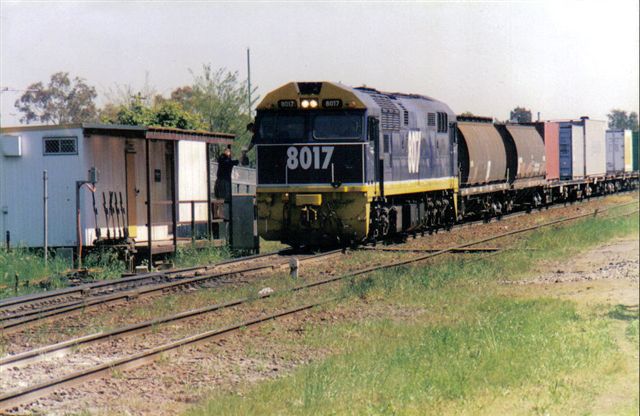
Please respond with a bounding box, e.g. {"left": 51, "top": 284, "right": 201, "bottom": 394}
{"left": 253, "top": 81, "right": 638, "bottom": 247}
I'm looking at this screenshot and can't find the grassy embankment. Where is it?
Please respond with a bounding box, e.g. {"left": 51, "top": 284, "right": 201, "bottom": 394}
{"left": 187, "top": 206, "right": 639, "bottom": 415}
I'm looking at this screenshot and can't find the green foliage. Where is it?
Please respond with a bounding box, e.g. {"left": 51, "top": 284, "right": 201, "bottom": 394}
{"left": 102, "top": 93, "right": 205, "bottom": 130}
{"left": 180, "top": 65, "right": 259, "bottom": 161}
{"left": 14, "top": 72, "right": 98, "bottom": 124}
{"left": 171, "top": 242, "right": 232, "bottom": 268}
{"left": 99, "top": 65, "right": 259, "bottom": 164}
{"left": 0, "top": 247, "right": 70, "bottom": 298}
{"left": 608, "top": 109, "right": 639, "bottom": 131}
{"left": 510, "top": 106, "right": 532, "bottom": 123}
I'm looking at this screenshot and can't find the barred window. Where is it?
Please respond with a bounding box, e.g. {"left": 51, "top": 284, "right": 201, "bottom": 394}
{"left": 43, "top": 137, "right": 78, "bottom": 155}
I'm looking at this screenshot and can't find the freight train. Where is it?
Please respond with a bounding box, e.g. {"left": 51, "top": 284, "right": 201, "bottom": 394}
{"left": 253, "top": 82, "right": 639, "bottom": 247}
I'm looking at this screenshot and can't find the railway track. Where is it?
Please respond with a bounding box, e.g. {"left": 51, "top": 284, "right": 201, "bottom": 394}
{"left": 0, "top": 193, "right": 634, "bottom": 333}
{"left": 0, "top": 249, "right": 341, "bottom": 333}
{"left": 1, "top": 200, "right": 636, "bottom": 411}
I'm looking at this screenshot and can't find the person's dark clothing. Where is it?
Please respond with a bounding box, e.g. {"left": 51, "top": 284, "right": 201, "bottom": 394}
{"left": 215, "top": 154, "right": 238, "bottom": 201}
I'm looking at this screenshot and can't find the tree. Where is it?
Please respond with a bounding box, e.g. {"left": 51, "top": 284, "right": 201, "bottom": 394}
{"left": 102, "top": 93, "right": 204, "bottom": 130}
{"left": 459, "top": 111, "right": 475, "bottom": 117}
{"left": 607, "top": 109, "right": 639, "bottom": 131}
{"left": 509, "top": 107, "right": 532, "bottom": 123}
{"left": 186, "top": 65, "right": 259, "bottom": 157}
{"left": 14, "top": 72, "right": 98, "bottom": 124}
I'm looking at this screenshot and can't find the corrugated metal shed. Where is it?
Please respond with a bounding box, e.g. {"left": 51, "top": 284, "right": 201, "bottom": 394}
{"left": 457, "top": 122, "right": 507, "bottom": 186}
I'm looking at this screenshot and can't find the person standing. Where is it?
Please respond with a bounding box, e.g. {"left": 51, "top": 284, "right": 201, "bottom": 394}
{"left": 214, "top": 146, "right": 239, "bottom": 202}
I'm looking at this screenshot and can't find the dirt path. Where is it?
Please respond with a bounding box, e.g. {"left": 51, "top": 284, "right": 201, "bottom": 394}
{"left": 505, "top": 235, "right": 639, "bottom": 416}
{"left": 507, "top": 235, "right": 639, "bottom": 308}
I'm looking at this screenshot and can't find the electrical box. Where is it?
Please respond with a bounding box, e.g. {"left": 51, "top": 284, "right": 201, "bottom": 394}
{"left": 231, "top": 195, "right": 258, "bottom": 252}
{"left": 88, "top": 167, "right": 99, "bottom": 184}
{"left": 1, "top": 135, "right": 22, "bottom": 157}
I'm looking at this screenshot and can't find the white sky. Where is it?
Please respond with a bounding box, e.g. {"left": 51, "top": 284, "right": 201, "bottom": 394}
{"left": 1, "top": 1, "right": 638, "bottom": 126}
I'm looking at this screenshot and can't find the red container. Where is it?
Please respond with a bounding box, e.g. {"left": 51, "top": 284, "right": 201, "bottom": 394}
{"left": 542, "top": 122, "right": 560, "bottom": 180}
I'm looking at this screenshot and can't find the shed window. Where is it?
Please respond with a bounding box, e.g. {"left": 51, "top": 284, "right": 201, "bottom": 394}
{"left": 43, "top": 137, "right": 78, "bottom": 155}
{"left": 437, "top": 113, "right": 448, "bottom": 133}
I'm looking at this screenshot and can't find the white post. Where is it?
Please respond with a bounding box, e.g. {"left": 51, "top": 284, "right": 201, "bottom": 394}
{"left": 289, "top": 257, "right": 299, "bottom": 279}
{"left": 43, "top": 170, "right": 48, "bottom": 264}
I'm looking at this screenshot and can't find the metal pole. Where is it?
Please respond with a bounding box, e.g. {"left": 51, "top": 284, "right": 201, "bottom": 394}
{"left": 247, "top": 48, "right": 252, "bottom": 115}
{"left": 206, "top": 144, "right": 212, "bottom": 240}
{"left": 43, "top": 170, "right": 48, "bottom": 264}
{"left": 171, "top": 142, "right": 178, "bottom": 254}
{"left": 145, "top": 138, "right": 153, "bottom": 270}
{"left": 76, "top": 181, "right": 82, "bottom": 268}
{"left": 191, "top": 200, "right": 196, "bottom": 242}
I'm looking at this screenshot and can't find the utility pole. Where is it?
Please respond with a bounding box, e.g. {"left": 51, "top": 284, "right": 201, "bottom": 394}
{"left": 247, "top": 48, "right": 252, "bottom": 115}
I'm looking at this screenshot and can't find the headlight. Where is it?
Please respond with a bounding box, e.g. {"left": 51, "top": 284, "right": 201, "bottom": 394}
{"left": 301, "top": 99, "right": 310, "bottom": 108}
{"left": 309, "top": 99, "right": 318, "bottom": 108}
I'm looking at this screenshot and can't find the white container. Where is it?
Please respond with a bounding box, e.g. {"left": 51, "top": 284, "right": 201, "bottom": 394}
{"left": 583, "top": 119, "right": 606, "bottom": 178}
{"left": 605, "top": 130, "right": 625, "bottom": 174}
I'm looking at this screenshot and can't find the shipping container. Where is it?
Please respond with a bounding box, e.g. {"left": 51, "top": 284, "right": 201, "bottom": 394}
{"left": 559, "top": 122, "right": 584, "bottom": 180}
{"left": 542, "top": 122, "right": 560, "bottom": 180}
{"left": 633, "top": 131, "right": 639, "bottom": 171}
{"left": 497, "top": 124, "right": 546, "bottom": 183}
{"left": 605, "top": 130, "right": 625, "bottom": 174}
{"left": 623, "top": 129, "right": 633, "bottom": 172}
{"left": 583, "top": 119, "right": 607, "bottom": 177}
{"left": 457, "top": 121, "right": 508, "bottom": 186}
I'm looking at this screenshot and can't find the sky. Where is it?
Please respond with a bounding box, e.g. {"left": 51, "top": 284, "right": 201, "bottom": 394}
{"left": 1, "top": 1, "right": 638, "bottom": 126}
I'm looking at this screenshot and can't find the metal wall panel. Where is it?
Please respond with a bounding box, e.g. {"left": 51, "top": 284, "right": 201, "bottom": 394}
{"left": 0, "top": 128, "right": 86, "bottom": 247}
{"left": 457, "top": 122, "right": 507, "bottom": 186}
{"left": 231, "top": 195, "right": 258, "bottom": 251}
{"left": 584, "top": 119, "right": 606, "bottom": 177}
{"left": 178, "top": 141, "right": 208, "bottom": 223}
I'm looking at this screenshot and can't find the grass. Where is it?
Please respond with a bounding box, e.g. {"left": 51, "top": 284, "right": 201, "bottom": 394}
{"left": 0, "top": 247, "right": 126, "bottom": 299}
{"left": 186, "top": 209, "right": 639, "bottom": 415}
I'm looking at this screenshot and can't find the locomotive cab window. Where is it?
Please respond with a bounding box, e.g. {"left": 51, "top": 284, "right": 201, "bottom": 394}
{"left": 437, "top": 112, "right": 448, "bottom": 133}
{"left": 256, "top": 112, "right": 306, "bottom": 143}
{"left": 312, "top": 111, "right": 363, "bottom": 141}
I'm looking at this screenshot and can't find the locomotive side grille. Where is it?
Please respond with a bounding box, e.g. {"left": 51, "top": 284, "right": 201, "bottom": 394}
{"left": 369, "top": 93, "right": 401, "bottom": 130}
{"left": 427, "top": 112, "right": 436, "bottom": 127}
{"left": 381, "top": 110, "right": 401, "bottom": 130}
{"left": 397, "top": 102, "right": 409, "bottom": 126}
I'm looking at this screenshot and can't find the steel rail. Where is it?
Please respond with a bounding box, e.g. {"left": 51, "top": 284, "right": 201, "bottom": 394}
{"left": 0, "top": 249, "right": 342, "bottom": 333}
{"left": 1, "top": 203, "right": 636, "bottom": 411}
{"left": 0, "top": 301, "right": 329, "bottom": 410}
{"left": 0, "top": 250, "right": 285, "bottom": 310}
